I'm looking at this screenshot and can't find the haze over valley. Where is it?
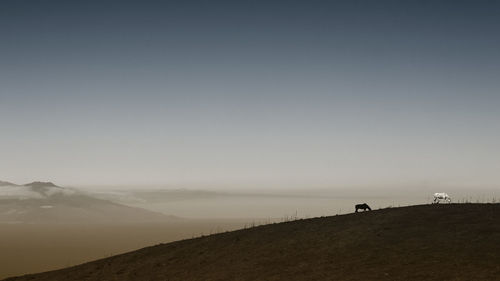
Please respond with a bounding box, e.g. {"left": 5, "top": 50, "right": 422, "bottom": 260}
{"left": 0, "top": 181, "right": 173, "bottom": 223}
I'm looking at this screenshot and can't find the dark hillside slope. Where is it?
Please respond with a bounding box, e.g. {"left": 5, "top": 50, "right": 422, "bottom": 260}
{"left": 5, "top": 204, "right": 500, "bottom": 281}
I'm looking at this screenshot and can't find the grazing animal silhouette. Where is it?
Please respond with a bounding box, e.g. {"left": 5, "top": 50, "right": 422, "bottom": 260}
{"left": 433, "top": 192, "right": 451, "bottom": 204}
{"left": 355, "top": 203, "right": 371, "bottom": 213}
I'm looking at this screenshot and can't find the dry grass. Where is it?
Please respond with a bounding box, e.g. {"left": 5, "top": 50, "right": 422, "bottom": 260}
{"left": 5, "top": 203, "right": 500, "bottom": 281}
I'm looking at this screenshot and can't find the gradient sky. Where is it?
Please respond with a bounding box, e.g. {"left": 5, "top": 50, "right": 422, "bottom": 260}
{"left": 1, "top": 0, "right": 499, "bottom": 188}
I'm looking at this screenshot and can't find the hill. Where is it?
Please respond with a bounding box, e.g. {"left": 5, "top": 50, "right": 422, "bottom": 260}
{"left": 23, "top": 181, "right": 59, "bottom": 188}
{"left": 4, "top": 203, "right": 499, "bottom": 281}
{"left": 0, "top": 181, "right": 17, "bottom": 187}
{"left": 0, "top": 181, "right": 174, "bottom": 223}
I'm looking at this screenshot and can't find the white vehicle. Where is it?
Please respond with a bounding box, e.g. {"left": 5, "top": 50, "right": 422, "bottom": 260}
{"left": 433, "top": 192, "right": 451, "bottom": 204}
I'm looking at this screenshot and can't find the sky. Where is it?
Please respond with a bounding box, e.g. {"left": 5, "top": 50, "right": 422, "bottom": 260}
{"left": 1, "top": 0, "right": 499, "bottom": 189}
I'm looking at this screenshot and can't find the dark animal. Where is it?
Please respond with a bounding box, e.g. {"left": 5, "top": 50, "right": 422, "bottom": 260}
{"left": 355, "top": 203, "right": 371, "bottom": 213}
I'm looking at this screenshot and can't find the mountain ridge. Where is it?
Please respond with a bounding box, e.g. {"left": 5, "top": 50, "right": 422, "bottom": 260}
{"left": 23, "top": 181, "right": 60, "bottom": 188}
{"left": 0, "top": 181, "right": 18, "bottom": 187}
{"left": 0, "top": 180, "right": 176, "bottom": 223}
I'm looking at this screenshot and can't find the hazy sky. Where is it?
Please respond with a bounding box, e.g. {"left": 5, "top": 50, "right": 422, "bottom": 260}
{"left": 1, "top": 0, "right": 499, "bottom": 188}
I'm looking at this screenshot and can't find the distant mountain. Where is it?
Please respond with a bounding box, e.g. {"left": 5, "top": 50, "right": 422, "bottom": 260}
{"left": 0, "top": 181, "right": 18, "bottom": 187}
{"left": 0, "top": 181, "right": 176, "bottom": 223}
{"left": 24, "top": 181, "right": 59, "bottom": 188}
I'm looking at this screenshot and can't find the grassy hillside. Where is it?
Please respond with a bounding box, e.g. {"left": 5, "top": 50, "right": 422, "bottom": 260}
{"left": 5, "top": 204, "right": 500, "bottom": 281}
